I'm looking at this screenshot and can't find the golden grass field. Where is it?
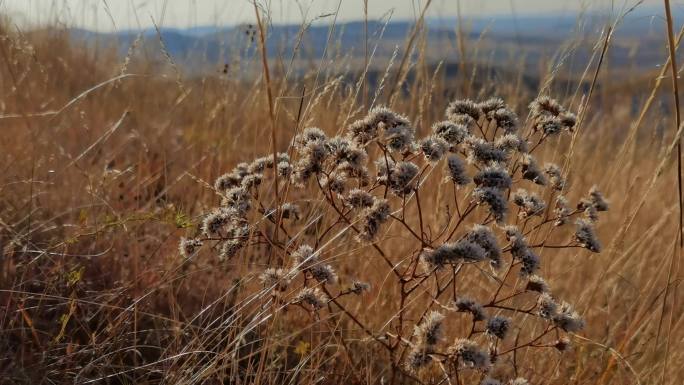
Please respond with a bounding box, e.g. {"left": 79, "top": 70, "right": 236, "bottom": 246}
{"left": 1, "top": 2, "right": 684, "bottom": 384}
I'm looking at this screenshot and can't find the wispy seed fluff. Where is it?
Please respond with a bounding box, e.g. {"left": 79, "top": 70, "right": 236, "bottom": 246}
{"left": 486, "top": 316, "right": 511, "bottom": 339}
{"left": 420, "top": 135, "right": 449, "bottom": 162}
{"left": 574, "top": 219, "right": 601, "bottom": 252}
{"left": 492, "top": 107, "right": 519, "bottom": 133}
{"left": 259, "top": 267, "right": 291, "bottom": 292}
{"left": 384, "top": 124, "right": 415, "bottom": 152}
{"left": 448, "top": 339, "right": 491, "bottom": 369}
{"left": 526, "top": 275, "right": 550, "bottom": 293}
{"left": 321, "top": 172, "right": 347, "bottom": 195}
{"left": 292, "top": 244, "right": 318, "bottom": 269}
{"left": 350, "top": 281, "right": 371, "bottom": 295}
{"left": 495, "top": 133, "right": 527, "bottom": 153}
{"left": 521, "top": 154, "right": 546, "bottom": 185}
{"left": 367, "top": 106, "right": 411, "bottom": 128}
{"left": 466, "top": 225, "right": 503, "bottom": 268}
{"left": 406, "top": 347, "right": 433, "bottom": 371}
{"left": 553, "top": 302, "right": 586, "bottom": 332}
{"left": 357, "top": 198, "right": 391, "bottom": 242}
{"left": 414, "top": 311, "right": 445, "bottom": 346}
{"left": 589, "top": 185, "right": 609, "bottom": 211}
{"left": 309, "top": 263, "right": 338, "bottom": 284}
{"left": 473, "top": 187, "right": 508, "bottom": 223}
{"left": 326, "top": 136, "right": 368, "bottom": 169}
{"left": 432, "top": 120, "right": 470, "bottom": 145}
{"left": 179, "top": 237, "right": 203, "bottom": 258}
{"left": 455, "top": 297, "right": 488, "bottom": 321}
{"left": 347, "top": 118, "right": 377, "bottom": 145}
{"left": 474, "top": 166, "right": 512, "bottom": 190}
{"left": 214, "top": 172, "right": 242, "bottom": 192}
{"left": 293, "top": 287, "right": 328, "bottom": 310}
{"left": 464, "top": 137, "right": 508, "bottom": 165}
{"left": 554, "top": 195, "right": 571, "bottom": 226}
{"left": 202, "top": 209, "right": 231, "bottom": 237}
{"left": 544, "top": 163, "right": 565, "bottom": 191}
{"left": 513, "top": 189, "right": 546, "bottom": 218}
{"left": 222, "top": 187, "right": 251, "bottom": 215}
{"left": 447, "top": 99, "right": 483, "bottom": 121}
{"left": 505, "top": 226, "right": 540, "bottom": 276}
{"left": 478, "top": 97, "right": 506, "bottom": 115}
{"left": 378, "top": 160, "right": 419, "bottom": 196}
{"left": 345, "top": 188, "right": 375, "bottom": 209}
{"left": 421, "top": 240, "right": 487, "bottom": 270}
{"left": 446, "top": 154, "right": 471, "bottom": 186}
{"left": 537, "top": 293, "right": 558, "bottom": 319}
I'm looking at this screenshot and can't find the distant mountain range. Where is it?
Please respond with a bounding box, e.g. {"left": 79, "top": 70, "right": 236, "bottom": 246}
{"left": 66, "top": 6, "right": 682, "bottom": 74}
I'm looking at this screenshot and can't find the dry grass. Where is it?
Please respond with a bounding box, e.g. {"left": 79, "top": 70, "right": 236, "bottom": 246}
{"left": 0, "top": 5, "right": 683, "bottom": 385}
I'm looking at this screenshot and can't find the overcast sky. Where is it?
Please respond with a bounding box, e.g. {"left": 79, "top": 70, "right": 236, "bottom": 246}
{"left": 0, "top": 0, "right": 666, "bottom": 31}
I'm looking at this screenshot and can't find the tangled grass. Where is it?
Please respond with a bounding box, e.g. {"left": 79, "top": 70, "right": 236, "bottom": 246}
{"left": 1, "top": 8, "right": 684, "bottom": 385}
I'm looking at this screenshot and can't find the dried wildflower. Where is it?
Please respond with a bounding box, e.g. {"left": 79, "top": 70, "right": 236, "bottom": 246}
{"left": 544, "top": 163, "right": 565, "bottom": 191}
{"left": 519, "top": 249, "right": 540, "bottom": 276}
{"left": 526, "top": 275, "right": 550, "bottom": 293}
{"left": 310, "top": 264, "right": 337, "bottom": 284}
{"left": 478, "top": 97, "right": 506, "bottom": 116}
{"left": 529, "top": 96, "right": 565, "bottom": 117}
{"left": 381, "top": 161, "right": 419, "bottom": 196}
{"left": 486, "top": 316, "right": 511, "bottom": 339}
{"left": 202, "top": 209, "right": 231, "bottom": 237}
{"left": 259, "top": 268, "right": 291, "bottom": 291}
{"left": 277, "top": 161, "right": 293, "bottom": 177}
{"left": 214, "top": 172, "right": 242, "bottom": 192}
{"left": 574, "top": 219, "right": 601, "bottom": 252}
{"left": 553, "top": 302, "right": 585, "bottom": 332}
{"left": 559, "top": 111, "right": 577, "bottom": 130}
{"left": 554, "top": 195, "right": 571, "bottom": 226}
{"left": 347, "top": 118, "right": 377, "bottom": 145}
{"left": 384, "top": 124, "right": 415, "bottom": 152}
{"left": 350, "top": 281, "right": 371, "bottom": 295}
{"left": 474, "top": 166, "right": 512, "bottom": 190}
{"left": 589, "top": 185, "right": 609, "bottom": 211}
{"left": 539, "top": 115, "right": 564, "bottom": 135}
{"left": 406, "top": 346, "right": 433, "bottom": 371}
{"left": 367, "top": 106, "right": 410, "bottom": 128}
{"left": 455, "top": 297, "right": 487, "bottom": 321}
{"left": 233, "top": 162, "right": 250, "bottom": 177}
{"left": 345, "top": 189, "right": 374, "bottom": 209}
{"left": 481, "top": 378, "right": 503, "bottom": 385}
{"left": 321, "top": 172, "right": 347, "bottom": 195}
{"left": 223, "top": 187, "right": 251, "bottom": 214}
{"left": 513, "top": 189, "right": 546, "bottom": 217}
{"left": 495, "top": 133, "right": 527, "bottom": 153}
{"left": 423, "top": 240, "right": 487, "bottom": 270}
{"left": 464, "top": 137, "right": 508, "bottom": 165}
{"left": 432, "top": 121, "right": 470, "bottom": 145}
{"left": 466, "top": 225, "right": 502, "bottom": 268}
{"left": 473, "top": 187, "right": 508, "bottom": 223}
{"left": 294, "top": 287, "right": 328, "bottom": 310}
{"left": 537, "top": 293, "right": 558, "bottom": 319}
{"left": 521, "top": 155, "right": 546, "bottom": 185}
{"left": 179, "top": 237, "right": 203, "bottom": 258}
{"left": 248, "top": 157, "right": 268, "bottom": 174}
{"left": 446, "top": 154, "right": 471, "bottom": 186}
{"left": 492, "top": 108, "right": 519, "bottom": 133}
{"left": 295, "top": 127, "right": 327, "bottom": 147}
{"left": 241, "top": 173, "right": 262, "bottom": 190}
{"left": 357, "top": 198, "right": 391, "bottom": 242}
{"left": 327, "top": 136, "right": 368, "bottom": 170}
{"left": 447, "top": 99, "right": 483, "bottom": 121}
{"left": 220, "top": 240, "right": 242, "bottom": 260}
{"left": 414, "top": 311, "right": 445, "bottom": 346}
{"left": 293, "top": 244, "right": 318, "bottom": 269}
{"left": 583, "top": 204, "right": 599, "bottom": 222}
{"left": 448, "top": 339, "right": 491, "bottom": 369}
{"left": 420, "top": 135, "right": 449, "bottom": 162}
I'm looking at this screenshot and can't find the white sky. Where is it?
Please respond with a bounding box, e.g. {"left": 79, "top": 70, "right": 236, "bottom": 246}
{"left": 0, "top": 0, "right": 665, "bottom": 31}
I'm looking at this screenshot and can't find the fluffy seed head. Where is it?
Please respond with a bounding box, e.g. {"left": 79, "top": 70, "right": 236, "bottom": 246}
{"left": 574, "top": 219, "right": 601, "bottom": 252}
{"left": 486, "top": 316, "right": 511, "bottom": 339}
{"left": 432, "top": 120, "right": 470, "bottom": 145}
{"left": 447, "top": 99, "right": 483, "bottom": 121}
{"left": 179, "top": 237, "right": 203, "bottom": 258}
{"left": 420, "top": 135, "right": 449, "bottom": 162}
{"left": 466, "top": 225, "right": 502, "bottom": 268}
{"left": 414, "top": 311, "right": 445, "bottom": 346}
{"left": 553, "top": 302, "right": 585, "bottom": 332}
{"left": 294, "top": 287, "right": 328, "bottom": 310}
{"left": 446, "top": 154, "right": 471, "bottom": 186}
{"left": 473, "top": 187, "right": 508, "bottom": 223}
{"left": 521, "top": 154, "right": 547, "bottom": 185}
{"left": 448, "top": 339, "right": 491, "bottom": 369}
{"left": 259, "top": 268, "right": 291, "bottom": 292}
{"left": 464, "top": 137, "right": 508, "bottom": 165}
{"left": 455, "top": 297, "right": 487, "bottom": 321}
{"left": 474, "top": 166, "right": 512, "bottom": 190}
